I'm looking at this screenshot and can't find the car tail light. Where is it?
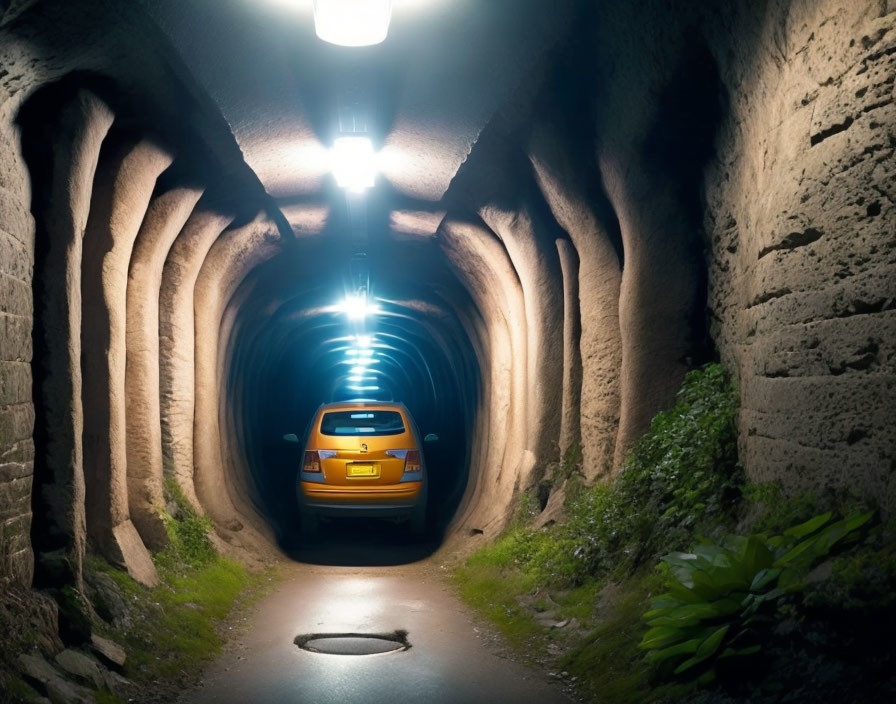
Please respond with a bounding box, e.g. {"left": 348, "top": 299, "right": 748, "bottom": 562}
{"left": 304, "top": 451, "right": 322, "bottom": 473}
{"left": 404, "top": 450, "right": 422, "bottom": 474}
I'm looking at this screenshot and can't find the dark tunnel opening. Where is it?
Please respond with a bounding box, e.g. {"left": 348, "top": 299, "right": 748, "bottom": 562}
{"left": 230, "top": 237, "right": 479, "bottom": 560}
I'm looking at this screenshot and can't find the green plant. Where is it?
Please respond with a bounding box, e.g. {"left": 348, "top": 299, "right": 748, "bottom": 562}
{"left": 158, "top": 478, "right": 216, "bottom": 569}
{"left": 554, "top": 364, "right": 743, "bottom": 583}
{"left": 86, "top": 553, "right": 268, "bottom": 688}
{"left": 511, "top": 491, "right": 541, "bottom": 528}
{"left": 455, "top": 364, "right": 749, "bottom": 699}
{"left": 804, "top": 516, "right": 896, "bottom": 612}
{"left": 741, "top": 482, "right": 824, "bottom": 533}
{"left": 742, "top": 480, "right": 868, "bottom": 535}
{"left": 81, "top": 478, "right": 275, "bottom": 698}
{"left": 640, "top": 510, "right": 874, "bottom": 684}
{"left": 558, "top": 573, "right": 695, "bottom": 704}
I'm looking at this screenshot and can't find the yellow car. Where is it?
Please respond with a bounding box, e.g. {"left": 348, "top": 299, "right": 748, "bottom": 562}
{"left": 296, "top": 402, "right": 431, "bottom": 536}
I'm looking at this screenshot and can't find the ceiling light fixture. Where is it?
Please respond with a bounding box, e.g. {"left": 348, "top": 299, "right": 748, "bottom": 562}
{"left": 331, "top": 136, "right": 377, "bottom": 192}
{"left": 337, "top": 290, "right": 380, "bottom": 321}
{"left": 313, "top": 0, "right": 392, "bottom": 47}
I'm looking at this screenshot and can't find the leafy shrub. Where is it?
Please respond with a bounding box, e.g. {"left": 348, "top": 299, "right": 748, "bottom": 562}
{"left": 556, "top": 363, "right": 743, "bottom": 583}
{"left": 474, "top": 364, "right": 742, "bottom": 588}
{"left": 802, "top": 511, "right": 896, "bottom": 613}
{"left": 511, "top": 489, "right": 541, "bottom": 528}
{"left": 640, "top": 510, "right": 874, "bottom": 684}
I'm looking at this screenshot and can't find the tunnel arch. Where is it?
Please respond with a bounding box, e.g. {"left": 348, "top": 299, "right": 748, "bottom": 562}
{"left": 14, "top": 56, "right": 722, "bottom": 584}
{"left": 0, "top": 0, "right": 889, "bottom": 607}
{"left": 221, "top": 238, "right": 482, "bottom": 549}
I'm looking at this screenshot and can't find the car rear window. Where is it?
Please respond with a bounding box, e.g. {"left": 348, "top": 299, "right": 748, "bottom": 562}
{"left": 319, "top": 410, "right": 406, "bottom": 436}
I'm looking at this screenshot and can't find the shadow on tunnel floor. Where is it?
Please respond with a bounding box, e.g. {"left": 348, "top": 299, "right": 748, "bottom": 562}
{"left": 281, "top": 517, "right": 441, "bottom": 567}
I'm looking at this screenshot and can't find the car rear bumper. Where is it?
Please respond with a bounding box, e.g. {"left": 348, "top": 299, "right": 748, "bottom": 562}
{"left": 299, "top": 480, "right": 424, "bottom": 517}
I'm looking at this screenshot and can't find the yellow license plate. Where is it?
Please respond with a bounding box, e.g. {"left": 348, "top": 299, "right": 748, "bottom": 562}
{"left": 347, "top": 463, "right": 379, "bottom": 478}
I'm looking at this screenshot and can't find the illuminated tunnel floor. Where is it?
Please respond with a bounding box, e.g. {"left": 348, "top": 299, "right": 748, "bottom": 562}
{"left": 179, "top": 563, "right": 573, "bottom": 704}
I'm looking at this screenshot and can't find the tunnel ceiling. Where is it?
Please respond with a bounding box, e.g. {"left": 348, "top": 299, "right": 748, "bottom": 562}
{"left": 1, "top": 0, "right": 893, "bottom": 595}
{"left": 136, "top": 0, "right": 576, "bottom": 211}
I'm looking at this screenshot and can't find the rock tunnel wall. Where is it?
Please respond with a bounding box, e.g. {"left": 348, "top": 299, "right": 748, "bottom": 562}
{"left": 0, "top": 0, "right": 893, "bottom": 588}
{"left": 591, "top": 0, "right": 895, "bottom": 512}
{"left": 703, "top": 0, "right": 896, "bottom": 505}
{"left": 0, "top": 0, "right": 284, "bottom": 586}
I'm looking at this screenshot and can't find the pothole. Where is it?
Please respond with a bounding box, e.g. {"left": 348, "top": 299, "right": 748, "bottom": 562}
{"left": 294, "top": 630, "right": 411, "bottom": 656}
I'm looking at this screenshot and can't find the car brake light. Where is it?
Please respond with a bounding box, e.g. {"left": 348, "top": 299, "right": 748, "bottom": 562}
{"left": 404, "top": 450, "right": 422, "bottom": 474}
{"left": 304, "top": 451, "right": 322, "bottom": 473}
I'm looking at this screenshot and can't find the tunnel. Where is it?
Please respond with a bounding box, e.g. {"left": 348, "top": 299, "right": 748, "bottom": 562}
{"left": 1, "top": 0, "right": 894, "bottom": 701}
{"left": 235, "top": 235, "right": 479, "bottom": 549}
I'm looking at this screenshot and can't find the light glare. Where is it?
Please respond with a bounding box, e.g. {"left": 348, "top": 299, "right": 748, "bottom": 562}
{"left": 340, "top": 357, "right": 376, "bottom": 365}
{"left": 313, "top": 0, "right": 392, "bottom": 47}
{"left": 331, "top": 137, "right": 377, "bottom": 192}
{"left": 337, "top": 292, "right": 380, "bottom": 321}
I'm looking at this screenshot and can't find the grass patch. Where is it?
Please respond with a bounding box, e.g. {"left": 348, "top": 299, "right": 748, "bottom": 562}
{"left": 84, "top": 482, "right": 276, "bottom": 693}
{"left": 453, "top": 364, "right": 744, "bottom": 701}
{"left": 559, "top": 574, "right": 693, "bottom": 704}
{"left": 454, "top": 361, "right": 895, "bottom": 702}
{"left": 87, "top": 554, "right": 266, "bottom": 685}
{"left": 157, "top": 478, "right": 218, "bottom": 570}
{"left": 453, "top": 555, "right": 543, "bottom": 648}
{"left": 94, "top": 690, "right": 126, "bottom": 704}
{"left": 453, "top": 555, "right": 690, "bottom": 703}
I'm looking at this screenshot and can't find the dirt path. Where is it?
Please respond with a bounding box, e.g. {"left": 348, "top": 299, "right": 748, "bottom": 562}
{"left": 179, "top": 555, "right": 572, "bottom": 704}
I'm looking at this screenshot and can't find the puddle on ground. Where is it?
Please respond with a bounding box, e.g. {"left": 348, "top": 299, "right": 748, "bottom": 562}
{"left": 294, "top": 630, "right": 411, "bottom": 656}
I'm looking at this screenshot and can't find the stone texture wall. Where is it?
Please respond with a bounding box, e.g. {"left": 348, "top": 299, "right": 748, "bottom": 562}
{"left": 704, "top": 0, "right": 896, "bottom": 507}
{"left": 0, "top": 0, "right": 277, "bottom": 587}
{"left": 0, "top": 76, "right": 36, "bottom": 585}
